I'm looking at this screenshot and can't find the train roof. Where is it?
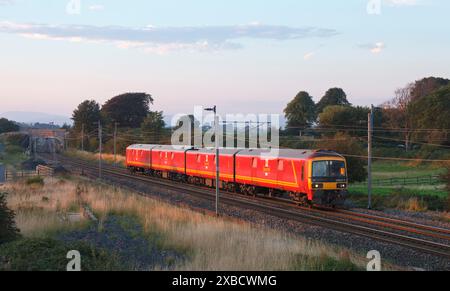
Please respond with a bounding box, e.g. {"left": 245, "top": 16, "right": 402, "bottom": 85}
{"left": 236, "top": 149, "right": 344, "bottom": 160}
{"left": 127, "top": 144, "right": 192, "bottom": 152}
{"left": 186, "top": 148, "right": 243, "bottom": 156}
{"left": 127, "top": 145, "right": 344, "bottom": 160}
{"left": 127, "top": 144, "right": 159, "bottom": 150}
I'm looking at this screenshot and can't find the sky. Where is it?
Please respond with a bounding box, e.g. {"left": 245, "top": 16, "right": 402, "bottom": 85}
{"left": 0, "top": 0, "right": 449, "bottom": 120}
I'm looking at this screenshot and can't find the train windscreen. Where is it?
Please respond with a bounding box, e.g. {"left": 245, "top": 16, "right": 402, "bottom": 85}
{"left": 312, "top": 161, "right": 346, "bottom": 178}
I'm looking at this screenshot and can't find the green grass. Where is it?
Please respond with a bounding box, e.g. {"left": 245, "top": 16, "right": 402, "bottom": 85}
{"left": 0, "top": 144, "right": 27, "bottom": 169}
{"left": 0, "top": 238, "right": 122, "bottom": 271}
{"left": 370, "top": 161, "right": 446, "bottom": 179}
{"left": 349, "top": 185, "right": 448, "bottom": 198}
{"left": 291, "top": 254, "right": 362, "bottom": 271}
{"left": 349, "top": 161, "right": 449, "bottom": 211}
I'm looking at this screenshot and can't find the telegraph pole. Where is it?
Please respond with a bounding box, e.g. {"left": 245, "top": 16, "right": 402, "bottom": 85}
{"left": 81, "top": 124, "right": 85, "bottom": 152}
{"left": 64, "top": 132, "right": 68, "bottom": 151}
{"left": 205, "top": 106, "right": 219, "bottom": 216}
{"left": 98, "top": 121, "right": 102, "bottom": 179}
{"left": 368, "top": 105, "right": 374, "bottom": 209}
{"left": 215, "top": 110, "right": 220, "bottom": 216}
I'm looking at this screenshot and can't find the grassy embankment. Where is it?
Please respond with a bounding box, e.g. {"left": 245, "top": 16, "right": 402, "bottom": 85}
{"left": 0, "top": 176, "right": 381, "bottom": 271}
{"left": 349, "top": 161, "right": 449, "bottom": 211}
{"left": 65, "top": 149, "right": 126, "bottom": 167}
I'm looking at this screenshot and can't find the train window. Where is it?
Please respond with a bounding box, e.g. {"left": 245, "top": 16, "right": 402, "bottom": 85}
{"left": 278, "top": 160, "right": 284, "bottom": 171}
{"left": 252, "top": 158, "right": 258, "bottom": 168}
{"left": 301, "top": 164, "right": 305, "bottom": 181}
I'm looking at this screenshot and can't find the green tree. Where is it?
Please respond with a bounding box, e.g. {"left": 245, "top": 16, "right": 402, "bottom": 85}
{"left": 102, "top": 93, "right": 153, "bottom": 128}
{"left": 284, "top": 91, "right": 316, "bottom": 132}
{"left": 0, "top": 193, "right": 21, "bottom": 244}
{"left": 71, "top": 100, "right": 102, "bottom": 133}
{"left": 316, "top": 88, "right": 350, "bottom": 114}
{"left": 317, "top": 133, "right": 367, "bottom": 183}
{"left": 0, "top": 118, "right": 19, "bottom": 134}
{"left": 409, "top": 85, "right": 450, "bottom": 145}
{"left": 318, "top": 106, "right": 371, "bottom": 136}
{"left": 141, "top": 111, "right": 166, "bottom": 144}
{"left": 410, "top": 77, "right": 450, "bottom": 101}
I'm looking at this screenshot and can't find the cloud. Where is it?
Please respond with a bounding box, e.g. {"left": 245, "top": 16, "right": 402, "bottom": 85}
{"left": 0, "top": 21, "right": 338, "bottom": 54}
{"left": 0, "top": 0, "right": 15, "bottom": 5}
{"left": 358, "top": 42, "right": 385, "bottom": 54}
{"left": 88, "top": 4, "right": 105, "bottom": 11}
{"left": 303, "top": 52, "right": 315, "bottom": 60}
{"left": 384, "top": 0, "right": 421, "bottom": 6}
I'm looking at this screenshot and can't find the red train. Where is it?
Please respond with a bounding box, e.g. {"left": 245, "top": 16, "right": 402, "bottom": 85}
{"left": 126, "top": 145, "right": 348, "bottom": 207}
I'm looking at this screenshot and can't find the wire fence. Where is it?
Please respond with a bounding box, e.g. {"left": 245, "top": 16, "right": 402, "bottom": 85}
{"left": 4, "top": 165, "right": 54, "bottom": 182}
{"left": 353, "top": 175, "right": 443, "bottom": 187}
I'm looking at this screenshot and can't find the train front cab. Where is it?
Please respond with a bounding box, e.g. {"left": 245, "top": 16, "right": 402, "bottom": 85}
{"left": 308, "top": 156, "right": 348, "bottom": 207}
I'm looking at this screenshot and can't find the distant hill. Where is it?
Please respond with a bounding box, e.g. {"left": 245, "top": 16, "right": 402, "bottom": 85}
{"left": 0, "top": 112, "right": 72, "bottom": 126}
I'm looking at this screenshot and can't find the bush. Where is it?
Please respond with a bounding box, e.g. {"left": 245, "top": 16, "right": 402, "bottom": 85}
{"left": 0, "top": 193, "right": 21, "bottom": 244}
{"left": 26, "top": 176, "right": 44, "bottom": 186}
{"left": 0, "top": 238, "right": 122, "bottom": 271}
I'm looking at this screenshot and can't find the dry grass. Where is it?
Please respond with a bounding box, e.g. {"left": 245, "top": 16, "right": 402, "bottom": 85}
{"left": 78, "top": 181, "right": 371, "bottom": 270}
{"left": 2, "top": 179, "right": 87, "bottom": 237}
{"left": 1, "top": 177, "right": 389, "bottom": 271}
{"left": 439, "top": 212, "right": 450, "bottom": 223}
{"left": 401, "top": 197, "right": 429, "bottom": 212}
{"left": 66, "top": 150, "right": 126, "bottom": 166}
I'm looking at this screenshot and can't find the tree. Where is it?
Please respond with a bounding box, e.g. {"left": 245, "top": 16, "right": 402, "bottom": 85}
{"left": 410, "top": 77, "right": 450, "bottom": 102}
{"left": 102, "top": 93, "right": 153, "bottom": 128}
{"left": 0, "top": 118, "right": 19, "bottom": 134}
{"left": 316, "top": 88, "right": 350, "bottom": 114}
{"left": 318, "top": 105, "right": 371, "bottom": 136}
{"left": 284, "top": 91, "right": 316, "bottom": 133}
{"left": 409, "top": 85, "right": 450, "bottom": 145}
{"left": 71, "top": 100, "right": 102, "bottom": 133}
{"left": 141, "top": 111, "right": 166, "bottom": 144}
{"left": 317, "top": 133, "right": 367, "bottom": 183}
{"left": 382, "top": 83, "right": 415, "bottom": 151}
{"left": 0, "top": 193, "right": 21, "bottom": 244}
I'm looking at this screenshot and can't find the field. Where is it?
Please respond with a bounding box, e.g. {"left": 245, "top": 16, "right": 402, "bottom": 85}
{"left": 349, "top": 161, "right": 449, "bottom": 211}
{"left": 0, "top": 176, "right": 379, "bottom": 271}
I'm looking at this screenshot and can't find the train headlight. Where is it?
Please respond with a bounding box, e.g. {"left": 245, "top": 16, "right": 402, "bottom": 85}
{"left": 313, "top": 183, "right": 323, "bottom": 189}
{"left": 337, "top": 183, "right": 347, "bottom": 189}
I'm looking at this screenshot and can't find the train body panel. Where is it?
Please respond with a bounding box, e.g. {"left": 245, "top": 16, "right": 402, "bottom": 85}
{"left": 151, "top": 145, "right": 187, "bottom": 174}
{"left": 126, "top": 144, "right": 157, "bottom": 169}
{"left": 125, "top": 145, "right": 349, "bottom": 207}
{"left": 185, "top": 148, "right": 239, "bottom": 183}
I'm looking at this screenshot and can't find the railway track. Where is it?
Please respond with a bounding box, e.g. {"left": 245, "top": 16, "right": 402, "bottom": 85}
{"left": 48, "top": 155, "right": 450, "bottom": 259}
